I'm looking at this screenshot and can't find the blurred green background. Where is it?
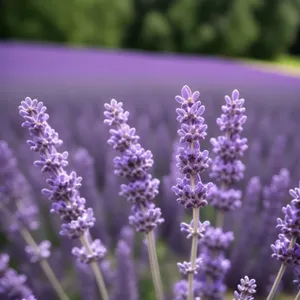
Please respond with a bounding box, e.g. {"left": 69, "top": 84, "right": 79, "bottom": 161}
{"left": 1, "top": 0, "right": 300, "bottom": 61}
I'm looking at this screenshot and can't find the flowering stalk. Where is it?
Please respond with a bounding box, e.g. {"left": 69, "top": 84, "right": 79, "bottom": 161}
{"left": 19, "top": 97, "right": 109, "bottom": 300}
{"left": 104, "top": 99, "right": 164, "bottom": 300}
{"left": 0, "top": 141, "right": 68, "bottom": 300}
{"left": 199, "top": 90, "right": 247, "bottom": 299}
{"left": 267, "top": 181, "right": 300, "bottom": 300}
{"left": 172, "top": 85, "right": 212, "bottom": 300}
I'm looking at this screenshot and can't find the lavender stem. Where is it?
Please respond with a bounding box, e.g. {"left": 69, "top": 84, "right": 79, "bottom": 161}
{"left": 146, "top": 230, "right": 164, "bottom": 300}
{"left": 188, "top": 207, "right": 199, "bottom": 300}
{"left": 19, "top": 228, "right": 69, "bottom": 300}
{"left": 294, "top": 290, "right": 300, "bottom": 300}
{"left": 267, "top": 236, "right": 297, "bottom": 300}
{"left": 80, "top": 235, "right": 109, "bottom": 300}
{"left": 215, "top": 210, "right": 224, "bottom": 228}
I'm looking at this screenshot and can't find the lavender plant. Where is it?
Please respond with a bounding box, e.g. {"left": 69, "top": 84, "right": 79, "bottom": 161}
{"left": 197, "top": 90, "right": 247, "bottom": 299}
{"left": 172, "top": 85, "right": 212, "bottom": 300}
{"left": 0, "top": 141, "right": 68, "bottom": 300}
{"left": 19, "top": 97, "right": 109, "bottom": 300}
{"left": 0, "top": 83, "right": 298, "bottom": 299}
{"left": 104, "top": 99, "right": 164, "bottom": 300}
{"left": 267, "top": 180, "right": 300, "bottom": 300}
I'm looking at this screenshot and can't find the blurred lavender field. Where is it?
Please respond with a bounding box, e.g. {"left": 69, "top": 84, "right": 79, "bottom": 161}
{"left": 1, "top": 43, "right": 300, "bottom": 298}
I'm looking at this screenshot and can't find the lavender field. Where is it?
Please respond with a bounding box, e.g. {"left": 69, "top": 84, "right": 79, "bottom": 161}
{"left": 1, "top": 43, "right": 300, "bottom": 300}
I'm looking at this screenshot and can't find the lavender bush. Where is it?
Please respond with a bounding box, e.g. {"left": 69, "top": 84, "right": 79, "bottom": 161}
{"left": 1, "top": 44, "right": 300, "bottom": 299}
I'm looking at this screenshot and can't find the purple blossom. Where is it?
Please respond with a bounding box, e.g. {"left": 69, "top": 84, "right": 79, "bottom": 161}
{"left": 177, "top": 258, "right": 202, "bottom": 275}
{"left": 233, "top": 276, "right": 257, "bottom": 300}
{"left": 19, "top": 97, "right": 106, "bottom": 263}
{"left": 173, "top": 280, "right": 201, "bottom": 300}
{"left": 173, "top": 85, "right": 212, "bottom": 208}
{"left": 277, "top": 182, "right": 300, "bottom": 238}
{"left": 104, "top": 98, "right": 164, "bottom": 233}
{"left": 201, "top": 227, "right": 234, "bottom": 252}
{"left": 210, "top": 89, "right": 248, "bottom": 188}
{"left": 180, "top": 220, "right": 210, "bottom": 239}
{"left": 271, "top": 234, "right": 300, "bottom": 265}
{"left": 0, "top": 141, "right": 39, "bottom": 232}
{"left": 0, "top": 253, "right": 34, "bottom": 299}
{"left": 198, "top": 281, "right": 226, "bottom": 300}
{"left": 128, "top": 203, "right": 164, "bottom": 233}
{"left": 72, "top": 237, "right": 107, "bottom": 264}
{"left": 25, "top": 240, "right": 51, "bottom": 263}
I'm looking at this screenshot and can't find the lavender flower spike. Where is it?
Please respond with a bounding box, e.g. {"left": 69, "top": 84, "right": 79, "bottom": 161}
{"left": 104, "top": 98, "right": 164, "bottom": 300}
{"left": 233, "top": 276, "right": 257, "bottom": 300}
{"left": 0, "top": 140, "right": 68, "bottom": 300}
{"left": 267, "top": 180, "right": 300, "bottom": 300}
{"left": 173, "top": 85, "right": 212, "bottom": 300}
{"left": 19, "top": 97, "right": 109, "bottom": 300}
{"left": 0, "top": 253, "right": 35, "bottom": 299}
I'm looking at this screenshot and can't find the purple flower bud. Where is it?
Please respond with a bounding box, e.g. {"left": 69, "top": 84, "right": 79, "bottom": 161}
{"left": 172, "top": 176, "right": 212, "bottom": 209}
{"left": 177, "top": 258, "right": 202, "bottom": 275}
{"left": 208, "top": 185, "right": 242, "bottom": 212}
{"left": 233, "top": 276, "right": 257, "bottom": 300}
{"left": 25, "top": 240, "right": 51, "bottom": 263}
{"left": 128, "top": 204, "right": 164, "bottom": 233}
{"left": 201, "top": 227, "right": 234, "bottom": 252}
{"left": 72, "top": 237, "right": 107, "bottom": 264}
{"left": 271, "top": 234, "right": 300, "bottom": 265}
{"left": 173, "top": 279, "right": 201, "bottom": 300}
{"left": 180, "top": 220, "right": 210, "bottom": 239}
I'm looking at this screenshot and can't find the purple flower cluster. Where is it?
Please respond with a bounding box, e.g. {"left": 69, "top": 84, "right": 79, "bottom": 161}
{"left": 172, "top": 86, "right": 212, "bottom": 299}
{"left": 104, "top": 99, "right": 164, "bottom": 233}
{"left": 172, "top": 86, "right": 212, "bottom": 211}
{"left": 209, "top": 89, "right": 248, "bottom": 211}
{"left": 0, "top": 141, "right": 53, "bottom": 265}
{"left": 198, "top": 227, "right": 233, "bottom": 299}
{"left": 233, "top": 276, "right": 257, "bottom": 300}
{"left": 0, "top": 253, "right": 35, "bottom": 299}
{"left": 0, "top": 141, "right": 39, "bottom": 232}
{"left": 198, "top": 90, "right": 247, "bottom": 299}
{"left": 19, "top": 97, "right": 106, "bottom": 264}
{"left": 173, "top": 279, "right": 201, "bottom": 300}
{"left": 272, "top": 181, "right": 300, "bottom": 265}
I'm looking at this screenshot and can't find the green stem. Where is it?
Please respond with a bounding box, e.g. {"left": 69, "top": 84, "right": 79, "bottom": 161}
{"left": 188, "top": 207, "right": 199, "bottom": 300}
{"left": 20, "top": 228, "right": 69, "bottom": 300}
{"left": 80, "top": 235, "right": 109, "bottom": 300}
{"left": 146, "top": 230, "right": 164, "bottom": 300}
{"left": 266, "top": 236, "right": 297, "bottom": 300}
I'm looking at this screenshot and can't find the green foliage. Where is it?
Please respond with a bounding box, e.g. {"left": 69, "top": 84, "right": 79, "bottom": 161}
{"left": 1, "top": 0, "right": 300, "bottom": 59}
{"left": 250, "top": 0, "right": 300, "bottom": 59}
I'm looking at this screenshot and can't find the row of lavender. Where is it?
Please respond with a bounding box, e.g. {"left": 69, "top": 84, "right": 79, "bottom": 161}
{"left": 0, "top": 85, "right": 300, "bottom": 299}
